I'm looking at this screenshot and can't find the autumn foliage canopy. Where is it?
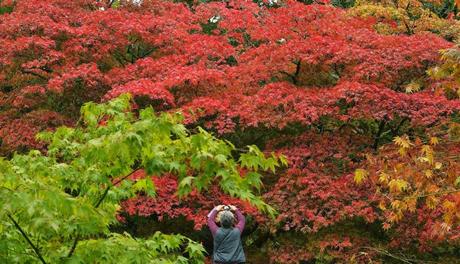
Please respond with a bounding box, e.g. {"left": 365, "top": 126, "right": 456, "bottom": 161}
{"left": 1, "top": 0, "right": 460, "bottom": 262}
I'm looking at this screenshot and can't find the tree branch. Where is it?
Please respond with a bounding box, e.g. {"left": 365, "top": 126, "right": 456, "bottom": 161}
{"left": 20, "top": 68, "right": 48, "bottom": 80}
{"left": 7, "top": 214, "right": 47, "bottom": 264}
{"left": 68, "top": 185, "right": 111, "bottom": 257}
{"left": 112, "top": 170, "right": 138, "bottom": 187}
{"left": 67, "top": 235, "right": 79, "bottom": 258}
{"left": 94, "top": 185, "right": 111, "bottom": 208}
{"left": 390, "top": 117, "right": 409, "bottom": 136}
{"left": 279, "top": 70, "right": 296, "bottom": 82}
{"left": 112, "top": 52, "right": 128, "bottom": 66}
{"left": 68, "top": 170, "right": 137, "bottom": 258}
{"left": 373, "top": 119, "right": 386, "bottom": 151}
{"left": 402, "top": 20, "right": 414, "bottom": 35}
{"left": 293, "top": 59, "right": 302, "bottom": 85}
{"left": 280, "top": 60, "right": 302, "bottom": 85}
{"left": 362, "top": 246, "right": 434, "bottom": 264}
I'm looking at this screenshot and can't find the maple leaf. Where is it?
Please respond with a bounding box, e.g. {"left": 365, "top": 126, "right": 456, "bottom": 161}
{"left": 388, "top": 179, "right": 409, "bottom": 193}
{"left": 354, "top": 169, "right": 368, "bottom": 184}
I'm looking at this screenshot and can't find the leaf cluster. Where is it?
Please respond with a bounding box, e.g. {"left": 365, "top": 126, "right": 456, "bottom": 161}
{"left": 355, "top": 133, "right": 460, "bottom": 232}
{"left": 0, "top": 94, "right": 285, "bottom": 263}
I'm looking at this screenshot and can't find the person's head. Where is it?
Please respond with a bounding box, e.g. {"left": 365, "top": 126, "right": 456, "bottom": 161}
{"left": 219, "top": 210, "right": 235, "bottom": 228}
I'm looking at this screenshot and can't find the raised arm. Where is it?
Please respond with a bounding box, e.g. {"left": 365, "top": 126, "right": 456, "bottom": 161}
{"left": 235, "top": 209, "right": 245, "bottom": 233}
{"left": 207, "top": 207, "right": 219, "bottom": 237}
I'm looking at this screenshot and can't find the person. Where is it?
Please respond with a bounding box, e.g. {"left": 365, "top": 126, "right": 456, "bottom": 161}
{"left": 207, "top": 204, "right": 246, "bottom": 264}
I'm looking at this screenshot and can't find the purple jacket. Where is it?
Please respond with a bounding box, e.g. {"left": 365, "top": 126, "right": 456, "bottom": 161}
{"left": 207, "top": 208, "right": 246, "bottom": 263}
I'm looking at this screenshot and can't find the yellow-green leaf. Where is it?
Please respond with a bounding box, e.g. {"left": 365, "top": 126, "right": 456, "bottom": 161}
{"left": 354, "top": 169, "right": 368, "bottom": 184}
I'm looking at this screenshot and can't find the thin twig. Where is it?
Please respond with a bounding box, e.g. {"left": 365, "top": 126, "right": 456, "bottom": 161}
{"left": 94, "top": 170, "right": 137, "bottom": 208}
{"left": 362, "top": 246, "right": 427, "bottom": 264}
{"left": 373, "top": 119, "right": 387, "bottom": 151}
{"left": 68, "top": 170, "right": 137, "bottom": 257}
{"left": 94, "top": 186, "right": 111, "bottom": 208}
{"left": 20, "top": 68, "right": 48, "bottom": 80}
{"left": 7, "top": 214, "right": 47, "bottom": 264}
{"left": 67, "top": 235, "right": 79, "bottom": 258}
{"left": 293, "top": 59, "right": 302, "bottom": 85}
{"left": 112, "top": 170, "right": 137, "bottom": 187}
{"left": 391, "top": 117, "right": 409, "bottom": 135}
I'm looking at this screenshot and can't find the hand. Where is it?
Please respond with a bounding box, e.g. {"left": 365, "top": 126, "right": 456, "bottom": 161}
{"left": 215, "top": 205, "right": 224, "bottom": 211}
{"left": 229, "top": 205, "right": 237, "bottom": 211}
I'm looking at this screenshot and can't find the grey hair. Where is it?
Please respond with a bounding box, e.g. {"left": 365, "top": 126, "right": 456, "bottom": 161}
{"left": 220, "top": 210, "right": 235, "bottom": 228}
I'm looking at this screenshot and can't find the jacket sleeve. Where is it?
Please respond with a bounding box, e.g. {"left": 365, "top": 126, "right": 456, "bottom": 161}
{"left": 235, "top": 209, "right": 245, "bottom": 233}
{"left": 207, "top": 208, "right": 219, "bottom": 237}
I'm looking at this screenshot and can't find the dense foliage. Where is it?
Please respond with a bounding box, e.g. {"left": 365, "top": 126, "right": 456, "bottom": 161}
{"left": 1, "top": 0, "right": 460, "bottom": 262}
{"left": 0, "top": 94, "right": 285, "bottom": 263}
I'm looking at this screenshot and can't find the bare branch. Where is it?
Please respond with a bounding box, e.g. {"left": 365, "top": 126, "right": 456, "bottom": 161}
{"left": 362, "top": 246, "right": 433, "bottom": 264}
{"left": 20, "top": 68, "right": 48, "bottom": 80}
